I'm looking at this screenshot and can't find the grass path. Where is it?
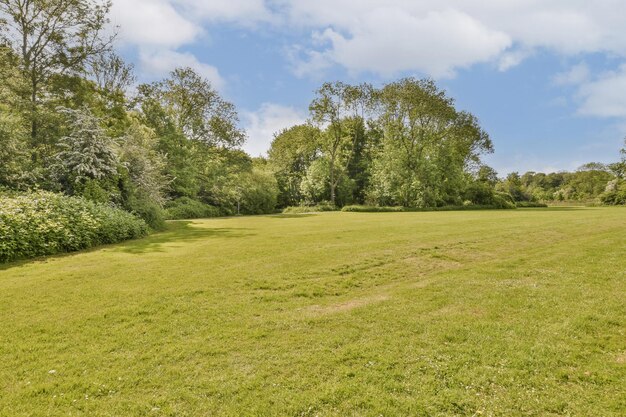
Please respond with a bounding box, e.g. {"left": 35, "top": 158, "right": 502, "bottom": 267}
{"left": 1, "top": 208, "right": 625, "bottom": 416}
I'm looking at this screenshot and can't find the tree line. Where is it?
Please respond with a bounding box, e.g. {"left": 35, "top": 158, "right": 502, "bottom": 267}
{"left": 1, "top": 0, "right": 624, "bottom": 231}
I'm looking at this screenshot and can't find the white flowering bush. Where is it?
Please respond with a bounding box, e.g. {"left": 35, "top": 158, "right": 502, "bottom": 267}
{"left": 0, "top": 191, "right": 148, "bottom": 262}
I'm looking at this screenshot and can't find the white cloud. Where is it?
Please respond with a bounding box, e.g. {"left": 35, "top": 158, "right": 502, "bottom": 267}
{"left": 553, "top": 63, "right": 590, "bottom": 86}
{"left": 139, "top": 49, "right": 225, "bottom": 90}
{"left": 578, "top": 65, "right": 626, "bottom": 118}
{"left": 109, "top": 1, "right": 626, "bottom": 87}
{"left": 274, "top": 0, "right": 626, "bottom": 77}
{"left": 242, "top": 103, "right": 307, "bottom": 156}
{"left": 498, "top": 49, "right": 532, "bottom": 72}
{"left": 107, "top": 0, "right": 626, "bottom": 127}
{"left": 298, "top": 8, "right": 511, "bottom": 78}
{"left": 111, "top": 0, "right": 201, "bottom": 48}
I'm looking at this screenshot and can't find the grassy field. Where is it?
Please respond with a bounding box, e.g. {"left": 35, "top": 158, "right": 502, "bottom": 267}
{"left": 1, "top": 208, "right": 625, "bottom": 416}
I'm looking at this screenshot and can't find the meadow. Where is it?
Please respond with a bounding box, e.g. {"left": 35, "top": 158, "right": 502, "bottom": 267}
{"left": 1, "top": 208, "right": 625, "bottom": 416}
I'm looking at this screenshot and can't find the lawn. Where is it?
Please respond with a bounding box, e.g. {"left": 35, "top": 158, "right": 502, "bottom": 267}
{"left": 1, "top": 208, "right": 625, "bottom": 416}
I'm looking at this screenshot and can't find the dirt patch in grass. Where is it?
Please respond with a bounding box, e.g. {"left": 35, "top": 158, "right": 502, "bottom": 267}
{"left": 308, "top": 293, "right": 390, "bottom": 315}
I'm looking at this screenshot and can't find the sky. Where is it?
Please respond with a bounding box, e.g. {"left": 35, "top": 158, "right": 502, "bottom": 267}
{"left": 109, "top": 0, "right": 626, "bottom": 175}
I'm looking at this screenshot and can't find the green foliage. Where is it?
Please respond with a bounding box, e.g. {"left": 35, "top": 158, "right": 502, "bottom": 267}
{"left": 0, "top": 109, "right": 30, "bottom": 188}
{"left": 299, "top": 158, "right": 355, "bottom": 206}
{"left": 341, "top": 205, "right": 406, "bottom": 212}
{"left": 237, "top": 167, "right": 280, "bottom": 215}
{"left": 600, "top": 179, "right": 626, "bottom": 205}
{"left": 268, "top": 124, "right": 321, "bottom": 207}
{"left": 124, "top": 196, "right": 166, "bottom": 230}
{"left": 282, "top": 202, "right": 338, "bottom": 213}
{"left": 53, "top": 107, "right": 119, "bottom": 195}
{"left": 599, "top": 141, "right": 626, "bottom": 205}
{"left": 136, "top": 67, "right": 245, "bottom": 149}
{"left": 0, "top": 191, "right": 148, "bottom": 262}
{"left": 0, "top": 47, "right": 31, "bottom": 188}
{"left": 464, "top": 178, "right": 515, "bottom": 208}
{"left": 0, "top": 0, "right": 115, "bottom": 161}
{"left": 341, "top": 203, "right": 516, "bottom": 212}
{"left": 118, "top": 116, "right": 168, "bottom": 205}
{"left": 164, "top": 197, "right": 222, "bottom": 220}
{"left": 309, "top": 82, "right": 375, "bottom": 205}
{"left": 506, "top": 166, "right": 617, "bottom": 203}
{"left": 367, "top": 78, "right": 493, "bottom": 207}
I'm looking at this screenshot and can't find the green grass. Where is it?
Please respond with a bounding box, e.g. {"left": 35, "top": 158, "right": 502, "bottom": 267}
{"left": 1, "top": 208, "right": 625, "bottom": 416}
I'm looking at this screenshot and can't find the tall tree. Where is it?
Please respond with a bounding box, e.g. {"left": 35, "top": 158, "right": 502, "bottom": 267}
{"left": 369, "top": 78, "right": 492, "bottom": 207}
{"left": 268, "top": 124, "right": 321, "bottom": 207}
{"left": 0, "top": 0, "right": 114, "bottom": 143}
{"left": 0, "top": 45, "right": 30, "bottom": 187}
{"left": 138, "top": 67, "right": 245, "bottom": 149}
{"left": 309, "top": 81, "right": 373, "bottom": 206}
{"left": 136, "top": 67, "right": 246, "bottom": 201}
{"left": 89, "top": 51, "right": 135, "bottom": 93}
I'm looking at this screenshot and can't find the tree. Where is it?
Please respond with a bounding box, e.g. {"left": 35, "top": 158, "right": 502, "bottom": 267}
{"left": 600, "top": 139, "right": 626, "bottom": 205}
{"left": 368, "top": 78, "right": 492, "bottom": 207}
{"left": 0, "top": 0, "right": 114, "bottom": 143}
{"left": 237, "top": 163, "right": 279, "bottom": 215}
{"left": 53, "top": 106, "right": 118, "bottom": 198}
{"left": 496, "top": 172, "right": 529, "bottom": 202}
{"left": 476, "top": 165, "right": 499, "bottom": 186}
{"left": 89, "top": 52, "right": 135, "bottom": 92}
{"left": 268, "top": 124, "right": 321, "bottom": 207}
{"left": 309, "top": 81, "right": 374, "bottom": 206}
{"left": 0, "top": 46, "right": 30, "bottom": 188}
{"left": 608, "top": 138, "right": 626, "bottom": 179}
{"left": 117, "top": 115, "right": 169, "bottom": 207}
{"left": 138, "top": 67, "right": 245, "bottom": 148}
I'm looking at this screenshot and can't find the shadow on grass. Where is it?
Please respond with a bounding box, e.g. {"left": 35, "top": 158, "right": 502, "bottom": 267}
{"left": 540, "top": 206, "right": 588, "bottom": 211}
{"left": 0, "top": 221, "right": 255, "bottom": 271}
{"left": 113, "top": 221, "right": 255, "bottom": 254}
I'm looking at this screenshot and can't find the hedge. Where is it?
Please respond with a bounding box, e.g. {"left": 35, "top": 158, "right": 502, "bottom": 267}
{"left": 282, "top": 203, "right": 338, "bottom": 214}
{"left": 0, "top": 191, "right": 148, "bottom": 263}
{"left": 341, "top": 204, "right": 517, "bottom": 213}
{"left": 164, "top": 197, "right": 224, "bottom": 220}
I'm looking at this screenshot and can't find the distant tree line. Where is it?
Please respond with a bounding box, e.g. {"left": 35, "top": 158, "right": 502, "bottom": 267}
{"left": 268, "top": 82, "right": 626, "bottom": 209}
{"left": 496, "top": 156, "right": 626, "bottom": 205}
{"left": 1, "top": 0, "right": 624, "bottom": 233}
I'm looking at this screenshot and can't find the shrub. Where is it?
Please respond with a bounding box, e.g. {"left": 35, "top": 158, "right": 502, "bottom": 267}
{"left": 0, "top": 191, "right": 148, "bottom": 263}
{"left": 341, "top": 204, "right": 517, "bottom": 213}
{"left": 125, "top": 196, "right": 166, "bottom": 230}
{"left": 164, "top": 197, "right": 222, "bottom": 219}
{"left": 342, "top": 205, "right": 404, "bottom": 212}
{"left": 282, "top": 202, "right": 338, "bottom": 214}
{"left": 238, "top": 168, "right": 279, "bottom": 215}
{"left": 600, "top": 180, "right": 626, "bottom": 205}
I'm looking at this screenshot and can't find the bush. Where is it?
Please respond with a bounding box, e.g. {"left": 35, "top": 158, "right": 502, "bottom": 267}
{"left": 238, "top": 168, "right": 279, "bottom": 215}
{"left": 0, "top": 191, "right": 148, "bottom": 263}
{"left": 164, "top": 197, "right": 222, "bottom": 219}
{"left": 342, "top": 205, "right": 405, "bottom": 212}
{"left": 341, "top": 204, "right": 517, "bottom": 213}
{"left": 282, "top": 202, "right": 338, "bottom": 214}
{"left": 125, "top": 197, "right": 166, "bottom": 230}
{"left": 600, "top": 180, "right": 626, "bottom": 205}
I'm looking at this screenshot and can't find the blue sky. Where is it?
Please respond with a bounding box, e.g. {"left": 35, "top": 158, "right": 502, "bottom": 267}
{"left": 110, "top": 0, "right": 626, "bottom": 175}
